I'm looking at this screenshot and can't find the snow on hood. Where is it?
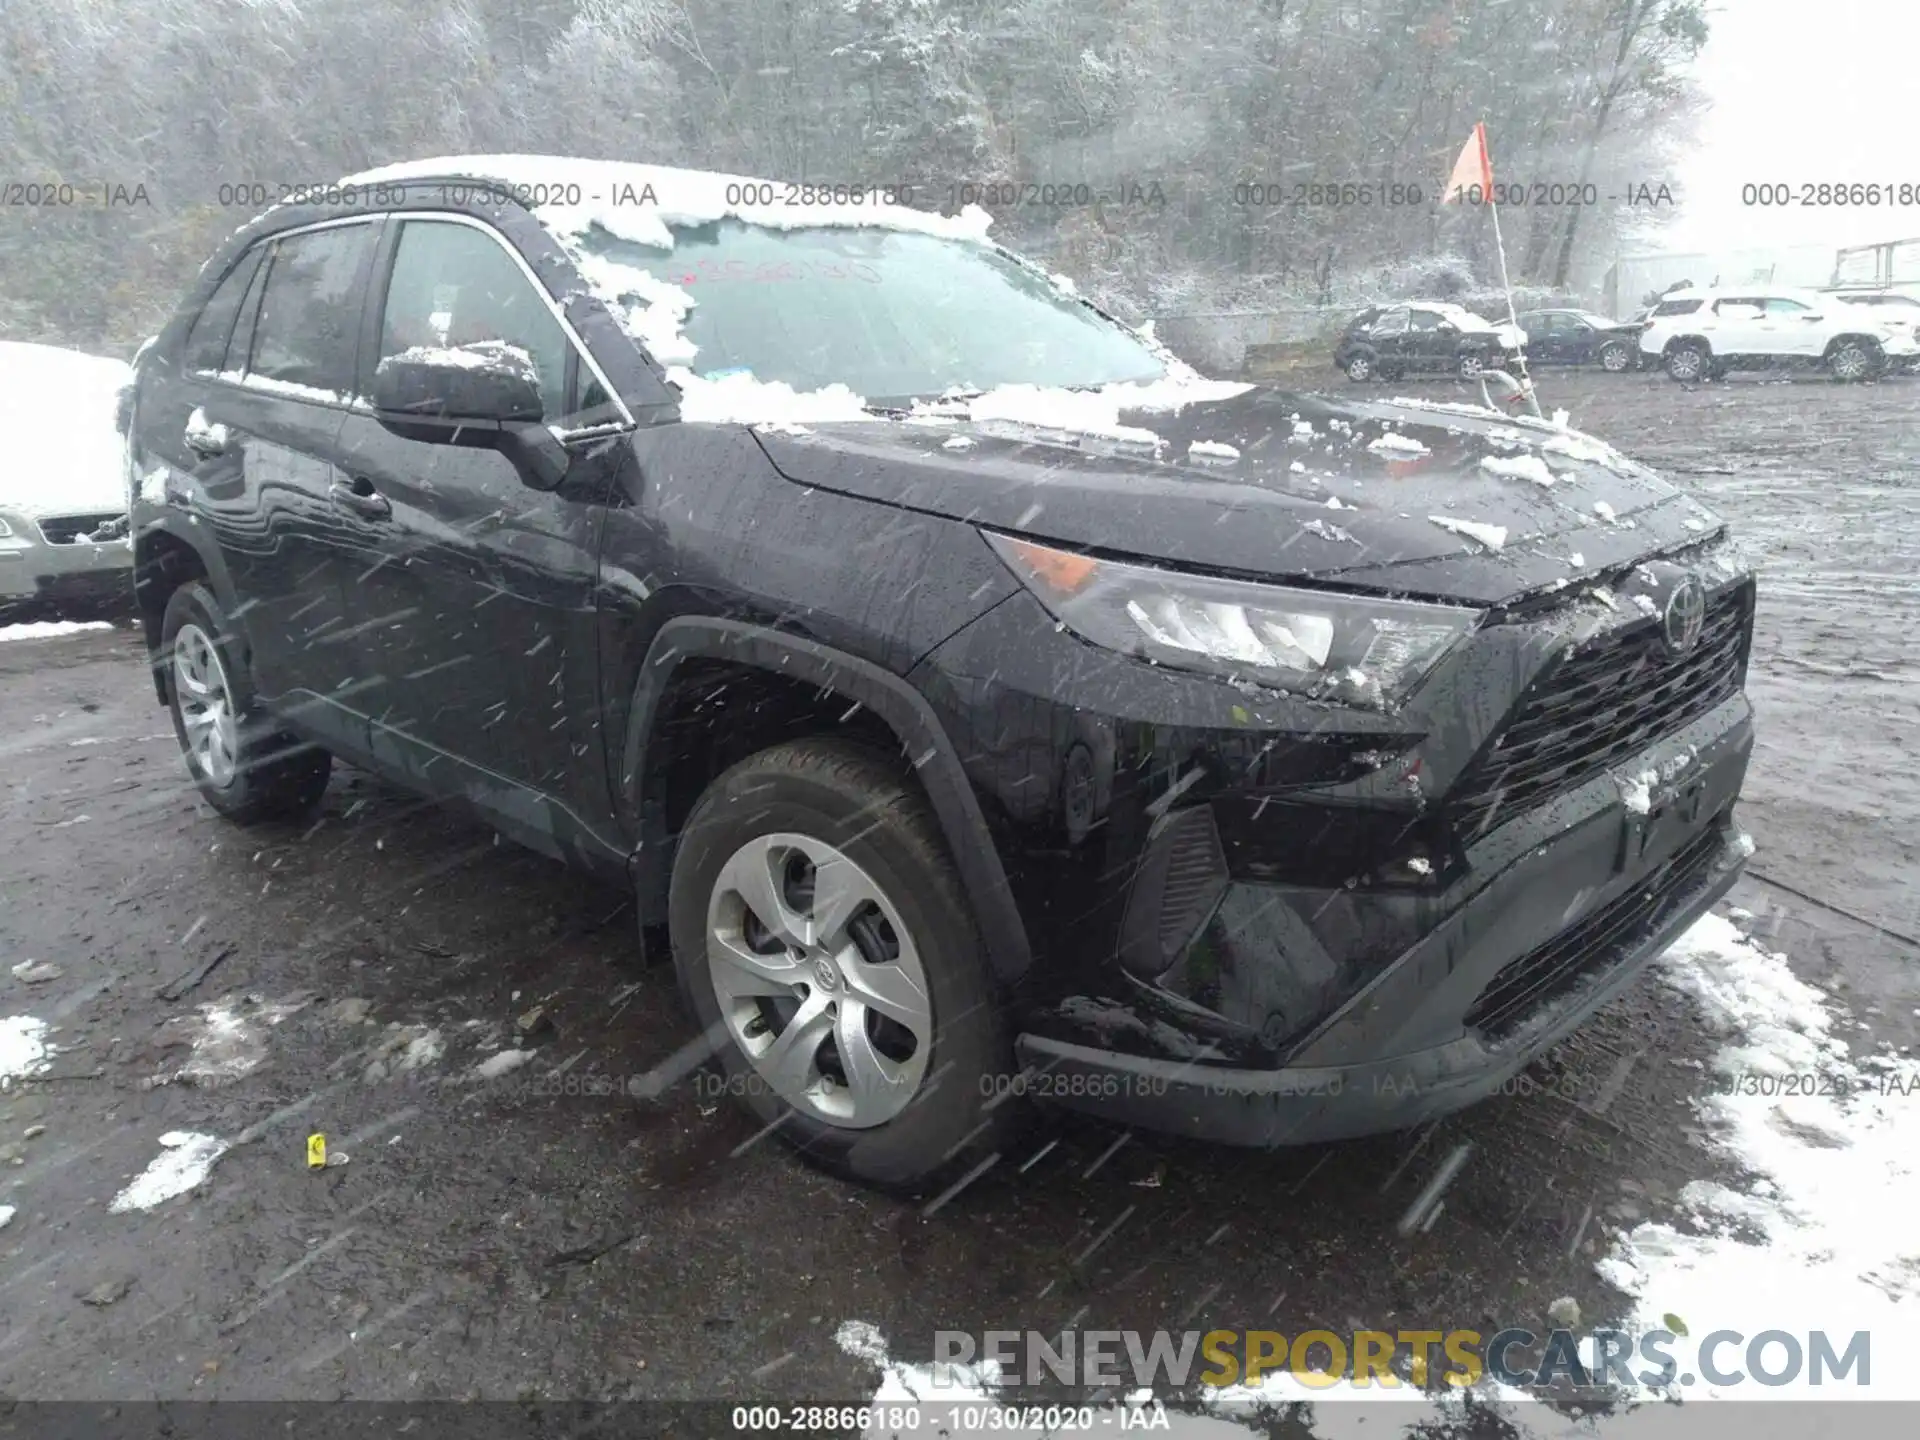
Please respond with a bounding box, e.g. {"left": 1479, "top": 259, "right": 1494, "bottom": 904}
{"left": 0, "top": 343, "right": 131, "bottom": 519}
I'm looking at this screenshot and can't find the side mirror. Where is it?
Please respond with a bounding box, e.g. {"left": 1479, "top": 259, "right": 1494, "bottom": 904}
{"left": 371, "top": 345, "right": 570, "bottom": 491}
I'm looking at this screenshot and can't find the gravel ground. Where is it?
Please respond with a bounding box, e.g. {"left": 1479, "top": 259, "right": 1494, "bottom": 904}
{"left": 1, "top": 370, "right": 1916, "bottom": 1408}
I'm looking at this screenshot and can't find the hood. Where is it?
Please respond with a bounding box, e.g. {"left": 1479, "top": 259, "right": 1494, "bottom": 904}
{"left": 0, "top": 344, "right": 132, "bottom": 520}
{"left": 750, "top": 385, "right": 1725, "bottom": 606}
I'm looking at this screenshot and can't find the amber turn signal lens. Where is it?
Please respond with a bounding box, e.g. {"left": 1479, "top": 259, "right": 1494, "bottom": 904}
{"left": 1003, "top": 536, "right": 1099, "bottom": 597}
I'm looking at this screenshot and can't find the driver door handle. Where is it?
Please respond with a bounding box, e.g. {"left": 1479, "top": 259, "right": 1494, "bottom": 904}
{"left": 330, "top": 476, "right": 392, "bottom": 520}
{"left": 184, "top": 408, "right": 229, "bottom": 457}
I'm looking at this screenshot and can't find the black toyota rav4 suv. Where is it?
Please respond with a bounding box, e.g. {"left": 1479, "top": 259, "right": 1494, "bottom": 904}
{"left": 123, "top": 156, "right": 1755, "bottom": 1187}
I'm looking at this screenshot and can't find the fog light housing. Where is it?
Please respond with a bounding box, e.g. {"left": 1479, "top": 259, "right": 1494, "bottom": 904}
{"left": 1119, "top": 806, "right": 1230, "bottom": 979}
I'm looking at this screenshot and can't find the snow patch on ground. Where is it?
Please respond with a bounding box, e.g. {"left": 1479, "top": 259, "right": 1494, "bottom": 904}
{"left": 109, "top": 1131, "right": 231, "bottom": 1213}
{"left": 472, "top": 1048, "right": 534, "bottom": 1081}
{"left": 1596, "top": 913, "right": 1920, "bottom": 1399}
{"left": 162, "top": 995, "right": 310, "bottom": 1086}
{"left": 1427, "top": 515, "right": 1507, "bottom": 550}
{"left": 0, "top": 621, "right": 115, "bottom": 643}
{"left": 1, "top": 1015, "right": 51, "bottom": 1081}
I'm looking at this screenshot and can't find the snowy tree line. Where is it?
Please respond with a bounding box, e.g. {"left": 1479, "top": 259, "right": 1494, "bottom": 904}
{"left": 0, "top": 0, "right": 1706, "bottom": 351}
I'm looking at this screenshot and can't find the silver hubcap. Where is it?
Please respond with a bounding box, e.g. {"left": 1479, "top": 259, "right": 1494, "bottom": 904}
{"left": 1671, "top": 350, "right": 1702, "bottom": 379}
{"left": 1603, "top": 346, "right": 1628, "bottom": 370}
{"left": 173, "top": 622, "right": 239, "bottom": 788}
{"left": 1460, "top": 355, "right": 1483, "bottom": 377}
{"left": 1834, "top": 346, "right": 1867, "bottom": 379}
{"left": 1348, "top": 357, "right": 1370, "bottom": 380}
{"left": 705, "top": 833, "right": 932, "bottom": 1129}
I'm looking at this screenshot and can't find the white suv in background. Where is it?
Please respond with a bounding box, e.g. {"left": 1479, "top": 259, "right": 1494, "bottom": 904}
{"left": 1638, "top": 287, "right": 1918, "bottom": 382}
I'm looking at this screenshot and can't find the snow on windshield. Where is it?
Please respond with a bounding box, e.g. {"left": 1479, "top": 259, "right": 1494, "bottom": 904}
{"left": 397, "top": 161, "right": 1247, "bottom": 428}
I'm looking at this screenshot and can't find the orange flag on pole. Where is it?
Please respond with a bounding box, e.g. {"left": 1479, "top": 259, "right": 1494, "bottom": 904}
{"left": 1440, "top": 122, "right": 1493, "bottom": 204}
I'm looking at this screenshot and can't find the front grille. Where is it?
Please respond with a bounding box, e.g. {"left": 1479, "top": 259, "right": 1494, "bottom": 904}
{"left": 1464, "top": 820, "right": 1726, "bottom": 1040}
{"left": 37, "top": 512, "right": 125, "bottom": 545}
{"left": 1451, "top": 583, "right": 1751, "bottom": 840}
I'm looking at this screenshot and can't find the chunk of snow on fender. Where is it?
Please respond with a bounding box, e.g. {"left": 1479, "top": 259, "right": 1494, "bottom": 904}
{"left": 941, "top": 435, "right": 975, "bottom": 451}
{"left": 1480, "top": 453, "right": 1558, "bottom": 487}
{"left": 110, "top": 1131, "right": 231, "bottom": 1213}
{"left": 1427, "top": 515, "right": 1507, "bottom": 550}
{"left": 1188, "top": 438, "right": 1240, "bottom": 459}
{"left": 1594, "top": 500, "right": 1619, "bottom": 522}
{"left": 1367, "top": 432, "right": 1430, "bottom": 458}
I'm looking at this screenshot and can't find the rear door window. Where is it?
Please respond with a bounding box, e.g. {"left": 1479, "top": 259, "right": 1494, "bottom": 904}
{"left": 246, "top": 223, "right": 378, "bottom": 398}
{"left": 1371, "top": 306, "right": 1410, "bottom": 337}
{"left": 1653, "top": 298, "right": 1703, "bottom": 317}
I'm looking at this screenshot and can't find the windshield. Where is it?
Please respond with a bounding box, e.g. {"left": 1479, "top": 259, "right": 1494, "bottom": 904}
{"left": 574, "top": 219, "right": 1165, "bottom": 403}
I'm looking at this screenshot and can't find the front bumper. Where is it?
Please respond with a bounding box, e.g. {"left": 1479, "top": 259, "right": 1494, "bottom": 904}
{"left": 1013, "top": 704, "right": 1753, "bottom": 1146}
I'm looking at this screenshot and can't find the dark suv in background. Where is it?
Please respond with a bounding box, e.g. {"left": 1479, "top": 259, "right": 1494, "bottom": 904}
{"left": 1514, "top": 309, "right": 1642, "bottom": 371}
{"left": 123, "top": 155, "right": 1756, "bottom": 1187}
{"left": 1332, "top": 301, "right": 1523, "bottom": 382}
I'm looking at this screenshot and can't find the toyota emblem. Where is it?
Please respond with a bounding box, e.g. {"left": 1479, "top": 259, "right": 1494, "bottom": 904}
{"left": 1662, "top": 575, "right": 1707, "bottom": 653}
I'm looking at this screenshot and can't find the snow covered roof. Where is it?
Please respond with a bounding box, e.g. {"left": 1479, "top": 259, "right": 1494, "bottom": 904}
{"left": 0, "top": 343, "right": 130, "bottom": 519}
{"left": 339, "top": 154, "right": 995, "bottom": 250}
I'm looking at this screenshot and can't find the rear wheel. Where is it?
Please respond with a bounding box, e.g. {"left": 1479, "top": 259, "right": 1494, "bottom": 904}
{"left": 162, "top": 582, "right": 330, "bottom": 821}
{"left": 667, "top": 738, "right": 1012, "bottom": 1189}
{"left": 1665, "top": 341, "right": 1710, "bottom": 382}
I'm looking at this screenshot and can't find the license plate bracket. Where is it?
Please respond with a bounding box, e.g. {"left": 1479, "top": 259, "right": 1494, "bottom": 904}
{"left": 1616, "top": 774, "right": 1708, "bottom": 875}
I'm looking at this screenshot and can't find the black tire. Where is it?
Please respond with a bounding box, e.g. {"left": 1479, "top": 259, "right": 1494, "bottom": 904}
{"left": 161, "top": 581, "right": 331, "bottom": 822}
{"left": 1665, "top": 341, "right": 1710, "bottom": 383}
{"left": 667, "top": 738, "right": 1013, "bottom": 1190}
{"left": 1826, "top": 337, "right": 1883, "bottom": 382}
{"left": 1599, "top": 341, "right": 1632, "bottom": 372}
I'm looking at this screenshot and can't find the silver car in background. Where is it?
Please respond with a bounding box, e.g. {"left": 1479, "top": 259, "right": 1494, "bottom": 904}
{"left": 0, "top": 341, "right": 134, "bottom": 616}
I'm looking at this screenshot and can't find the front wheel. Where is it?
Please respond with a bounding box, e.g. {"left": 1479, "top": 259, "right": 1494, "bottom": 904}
{"left": 162, "top": 582, "right": 331, "bottom": 822}
{"left": 1599, "top": 341, "right": 1632, "bottom": 372}
{"left": 667, "top": 738, "right": 1012, "bottom": 1189}
{"left": 1457, "top": 351, "right": 1487, "bottom": 379}
{"left": 1827, "top": 339, "right": 1882, "bottom": 382}
{"left": 1343, "top": 352, "right": 1375, "bottom": 382}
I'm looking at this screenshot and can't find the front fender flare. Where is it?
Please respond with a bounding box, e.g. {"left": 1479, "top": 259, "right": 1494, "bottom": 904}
{"left": 619, "top": 616, "right": 1033, "bottom": 984}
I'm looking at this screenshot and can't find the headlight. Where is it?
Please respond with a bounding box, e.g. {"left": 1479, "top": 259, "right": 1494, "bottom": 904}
{"left": 986, "top": 532, "right": 1482, "bottom": 710}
